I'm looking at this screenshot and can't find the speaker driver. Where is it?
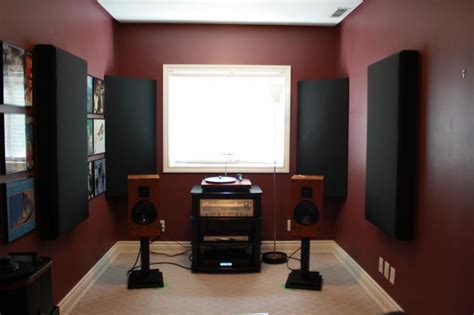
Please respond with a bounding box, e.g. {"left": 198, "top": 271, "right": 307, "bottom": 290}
{"left": 293, "top": 200, "right": 319, "bottom": 225}
{"left": 131, "top": 200, "right": 157, "bottom": 225}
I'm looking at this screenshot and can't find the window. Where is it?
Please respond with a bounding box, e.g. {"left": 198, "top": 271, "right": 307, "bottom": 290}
{"left": 163, "top": 65, "right": 291, "bottom": 173}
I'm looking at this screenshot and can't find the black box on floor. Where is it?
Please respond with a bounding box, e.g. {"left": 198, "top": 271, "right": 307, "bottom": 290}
{"left": 0, "top": 253, "right": 58, "bottom": 315}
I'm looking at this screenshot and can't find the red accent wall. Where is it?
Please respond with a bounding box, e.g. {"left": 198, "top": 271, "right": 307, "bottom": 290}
{"left": 337, "top": 1, "right": 474, "bottom": 314}
{"left": 0, "top": 0, "right": 118, "bottom": 304}
{"left": 115, "top": 24, "right": 340, "bottom": 241}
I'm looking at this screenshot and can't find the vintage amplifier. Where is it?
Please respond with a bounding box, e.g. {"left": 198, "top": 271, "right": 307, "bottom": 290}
{"left": 200, "top": 199, "right": 254, "bottom": 217}
{"left": 191, "top": 185, "right": 262, "bottom": 218}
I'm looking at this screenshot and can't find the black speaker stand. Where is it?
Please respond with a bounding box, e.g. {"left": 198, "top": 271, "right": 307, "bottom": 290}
{"left": 128, "top": 237, "right": 164, "bottom": 289}
{"left": 285, "top": 237, "right": 322, "bottom": 291}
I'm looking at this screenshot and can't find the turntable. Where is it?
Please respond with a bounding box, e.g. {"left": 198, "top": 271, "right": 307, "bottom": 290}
{"left": 201, "top": 175, "right": 252, "bottom": 192}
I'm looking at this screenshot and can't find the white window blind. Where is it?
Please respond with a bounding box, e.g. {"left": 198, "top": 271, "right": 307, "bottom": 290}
{"left": 163, "top": 65, "right": 291, "bottom": 173}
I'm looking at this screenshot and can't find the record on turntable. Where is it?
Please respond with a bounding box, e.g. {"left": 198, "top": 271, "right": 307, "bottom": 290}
{"left": 204, "top": 176, "right": 237, "bottom": 184}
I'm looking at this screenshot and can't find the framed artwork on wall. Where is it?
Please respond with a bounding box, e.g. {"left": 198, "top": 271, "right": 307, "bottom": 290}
{"left": 94, "top": 158, "right": 106, "bottom": 195}
{"left": 88, "top": 161, "right": 95, "bottom": 199}
{"left": 0, "top": 177, "right": 35, "bottom": 243}
{"left": 93, "top": 78, "right": 104, "bottom": 114}
{"left": 1, "top": 41, "right": 28, "bottom": 107}
{"left": 0, "top": 113, "right": 33, "bottom": 174}
{"left": 24, "top": 51, "right": 33, "bottom": 106}
{"left": 87, "top": 75, "right": 93, "bottom": 114}
{"left": 87, "top": 119, "right": 94, "bottom": 156}
{"left": 93, "top": 119, "right": 105, "bottom": 154}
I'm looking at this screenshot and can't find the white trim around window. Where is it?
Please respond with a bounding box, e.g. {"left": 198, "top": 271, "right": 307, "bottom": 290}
{"left": 163, "top": 64, "right": 291, "bottom": 173}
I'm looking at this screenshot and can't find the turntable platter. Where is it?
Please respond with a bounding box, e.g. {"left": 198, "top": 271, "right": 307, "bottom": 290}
{"left": 204, "top": 176, "right": 237, "bottom": 184}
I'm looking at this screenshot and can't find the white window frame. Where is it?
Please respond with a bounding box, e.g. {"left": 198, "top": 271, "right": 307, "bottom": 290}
{"left": 163, "top": 64, "right": 291, "bottom": 173}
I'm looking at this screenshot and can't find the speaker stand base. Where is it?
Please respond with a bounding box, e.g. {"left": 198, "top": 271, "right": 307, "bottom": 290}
{"left": 285, "top": 270, "right": 322, "bottom": 291}
{"left": 127, "top": 269, "right": 164, "bottom": 289}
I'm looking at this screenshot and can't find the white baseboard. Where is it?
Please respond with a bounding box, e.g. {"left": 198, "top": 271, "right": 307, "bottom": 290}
{"left": 59, "top": 240, "right": 403, "bottom": 314}
{"left": 331, "top": 242, "right": 404, "bottom": 313}
{"left": 57, "top": 243, "right": 121, "bottom": 314}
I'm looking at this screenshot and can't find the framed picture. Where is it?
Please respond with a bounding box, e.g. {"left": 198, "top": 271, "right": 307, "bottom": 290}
{"left": 93, "top": 119, "right": 105, "bottom": 154}
{"left": 1, "top": 41, "right": 27, "bottom": 106}
{"left": 24, "top": 51, "right": 33, "bottom": 106}
{"left": 93, "top": 77, "right": 104, "bottom": 114}
{"left": 0, "top": 113, "right": 33, "bottom": 174}
{"left": 94, "top": 159, "right": 106, "bottom": 195}
{"left": 87, "top": 75, "right": 93, "bottom": 114}
{"left": 0, "top": 177, "right": 35, "bottom": 243}
{"left": 87, "top": 119, "right": 94, "bottom": 156}
{"left": 88, "top": 161, "right": 95, "bottom": 199}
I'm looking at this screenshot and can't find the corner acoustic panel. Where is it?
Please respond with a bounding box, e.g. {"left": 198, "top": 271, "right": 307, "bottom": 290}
{"left": 33, "top": 45, "right": 88, "bottom": 240}
{"left": 365, "top": 50, "right": 420, "bottom": 240}
{"left": 296, "top": 78, "right": 348, "bottom": 198}
{"left": 105, "top": 76, "right": 156, "bottom": 197}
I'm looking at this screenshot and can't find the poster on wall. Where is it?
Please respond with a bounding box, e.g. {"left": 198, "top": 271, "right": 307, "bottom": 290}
{"left": 0, "top": 113, "right": 33, "bottom": 174}
{"left": 94, "top": 159, "right": 106, "bottom": 195}
{"left": 93, "top": 119, "right": 105, "bottom": 154}
{"left": 88, "top": 161, "right": 95, "bottom": 199}
{"left": 87, "top": 75, "right": 93, "bottom": 114}
{"left": 24, "top": 51, "right": 33, "bottom": 106}
{"left": 93, "top": 78, "right": 104, "bottom": 114}
{"left": 1, "top": 41, "right": 27, "bottom": 106}
{"left": 87, "top": 119, "right": 94, "bottom": 156}
{"left": 0, "top": 177, "right": 35, "bottom": 243}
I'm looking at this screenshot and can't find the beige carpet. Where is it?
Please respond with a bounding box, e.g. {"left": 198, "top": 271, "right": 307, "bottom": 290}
{"left": 71, "top": 248, "right": 383, "bottom": 315}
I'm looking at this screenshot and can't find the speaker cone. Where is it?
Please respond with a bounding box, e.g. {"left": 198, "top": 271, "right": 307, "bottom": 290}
{"left": 131, "top": 200, "right": 157, "bottom": 225}
{"left": 293, "top": 200, "right": 319, "bottom": 225}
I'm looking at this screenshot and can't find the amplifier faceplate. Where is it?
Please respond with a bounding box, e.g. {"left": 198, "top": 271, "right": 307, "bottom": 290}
{"left": 200, "top": 199, "right": 254, "bottom": 217}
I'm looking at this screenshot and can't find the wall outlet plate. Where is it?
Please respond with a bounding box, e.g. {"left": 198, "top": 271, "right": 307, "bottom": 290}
{"left": 384, "top": 261, "right": 390, "bottom": 279}
{"left": 378, "top": 257, "right": 384, "bottom": 273}
{"left": 389, "top": 266, "right": 396, "bottom": 284}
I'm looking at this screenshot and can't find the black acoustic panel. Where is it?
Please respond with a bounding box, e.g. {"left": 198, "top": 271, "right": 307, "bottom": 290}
{"left": 33, "top": 45, "right": 88, "bottom": 240}
{"left": 105, "top": 76, "right": 156, "bottom": 197}
{"left": 365, "top": 50, "right": 419, "bottom": 240}
{"left": 296, "top": 78, "right": 349, "bottom": 198}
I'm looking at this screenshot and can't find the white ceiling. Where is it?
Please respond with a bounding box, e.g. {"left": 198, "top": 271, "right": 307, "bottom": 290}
{"left": 97, "top": 0, "right": 363, "bottom": 26}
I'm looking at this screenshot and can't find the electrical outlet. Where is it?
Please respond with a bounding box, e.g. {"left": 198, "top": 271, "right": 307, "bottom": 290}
{"left": 384, "top": 261, "right": 390, "bottom": 279}
{"left": 287, "top": 219, "right": 291, "bottom": 231}
{"left": 389, "top": 266, "right": 396, "bottom": 284}
{"left": 159, "top": 220, "right": 165, "bottom": 232}
{"left": 378, "top": 257, "right": 384, "bottom": 273}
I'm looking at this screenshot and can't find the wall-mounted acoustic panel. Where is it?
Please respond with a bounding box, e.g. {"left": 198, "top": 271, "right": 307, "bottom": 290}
{"left": 296, "top": 78, "right": 348, "bottom": 198}
{"left": 33, "top": 45, "right": 88, "bottom": 240}
{"left": 365, "top": 50, "right": 420, "bottom": 240}
{"left": 105, "top": 76, "right": 156, "bottom": 197}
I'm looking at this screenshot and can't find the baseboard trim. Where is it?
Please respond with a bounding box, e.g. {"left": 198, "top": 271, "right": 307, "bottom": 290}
{"left": 331, "top": 242, "right": 404, "bottom": 313}
{"left": 59, "top": 240, "right": 403, "bottom": 314}
{"left": 58, "top": 243, "right": 121, "bottom": 314}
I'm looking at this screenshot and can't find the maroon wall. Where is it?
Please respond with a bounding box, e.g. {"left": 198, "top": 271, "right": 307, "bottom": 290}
{"left": 336, "top": 1, "right": 474, "bottom": 314}
{"left": 0, "top": 0, "right": 118, "bottom": 303}
{"left": 115, "top": 24, "right": 340, "bottom": 241}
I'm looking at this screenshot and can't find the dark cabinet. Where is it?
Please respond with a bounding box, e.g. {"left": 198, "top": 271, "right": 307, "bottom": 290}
{"left": 190, "top": 185, "right": 262, "bottom": 273}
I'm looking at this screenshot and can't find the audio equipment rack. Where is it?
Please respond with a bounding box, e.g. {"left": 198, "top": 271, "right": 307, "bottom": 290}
{"left": 190, "top": 183, "right": 262, "bottom": 273}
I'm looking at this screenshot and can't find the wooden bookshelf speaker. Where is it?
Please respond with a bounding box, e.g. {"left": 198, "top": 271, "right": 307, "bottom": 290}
{"left": 289, "top": 175, "right": 324, "bottom": 239}
{"left": 127, "top": 174, "right": 160, "bottom": 238}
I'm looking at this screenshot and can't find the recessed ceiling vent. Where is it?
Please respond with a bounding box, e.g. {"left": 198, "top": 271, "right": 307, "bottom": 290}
{"left": 331, "top": 8, "right": 349, "bottom": 18}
